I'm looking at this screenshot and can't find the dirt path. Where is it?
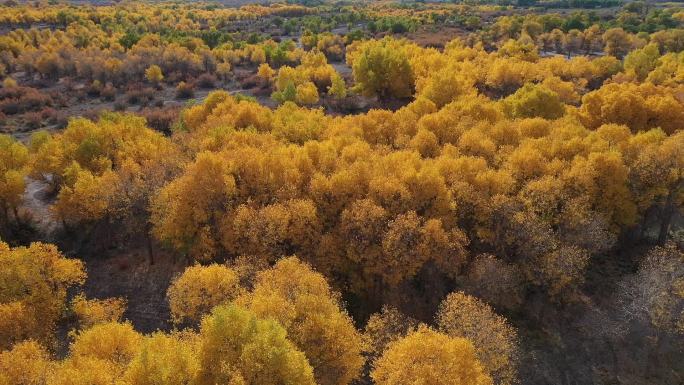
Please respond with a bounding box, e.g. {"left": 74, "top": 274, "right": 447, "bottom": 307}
{"left": 21, "top": 177, "right": 61, "bottom": 240}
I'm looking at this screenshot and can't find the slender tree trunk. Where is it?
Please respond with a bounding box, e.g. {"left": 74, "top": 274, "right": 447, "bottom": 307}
{"left": 11, "top": 206, "right": 20, "bottom": 225}
{"left": 658, "top": 187, "right": 679, "bottom": 245}
{"left": 658, "top": 203, "right": 673, "bottom": 245}
{"left": 147, "top": 232, "right": 155, "bottom": 266}
{"left": 0, "top": 205, "right": 9, "bottom": 239}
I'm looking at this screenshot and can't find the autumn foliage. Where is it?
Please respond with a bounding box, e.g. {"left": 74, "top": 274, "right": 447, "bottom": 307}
{"left": 1, "top": 1, "right": 684, "bottom": 384}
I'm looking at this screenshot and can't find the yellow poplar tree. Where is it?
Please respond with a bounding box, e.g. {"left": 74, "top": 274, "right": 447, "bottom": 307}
{"left": 371, "top": 326, "right": 493, "bottom": 385}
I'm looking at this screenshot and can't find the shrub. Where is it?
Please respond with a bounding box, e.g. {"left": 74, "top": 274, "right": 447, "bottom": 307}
{"left": 0, "top": 86, "right": 53, "bottom": 115}
{"left": 23, "top": 111, "right": 43, "bottom": 129}
{"left": 145, "top": 64, "right": 164, "bottom": 85}
{"left": 87, "top": 80, "right": 102, "bottom": 97}
{"left": 39, "top": 107, "right": 56, "bottom": 120}
{"left": 196, "top": 73, "right": 217, "bottom": 89}
{"left": 176, "top": 81, "right": 195, "bottom": 99}
{"left": 125, "top": 85, "right": 156, "bottom": 105}
{"left": 216, "top": 62, "right": 232, "bottom": 81}
{"left": 239, "top": 74, "right": 259, "bottom": 89}
{"left": 2, "top": 77, "right": 17, "bottom": 89}
{"left": 166, "top": 71, "right": 185, "bottom": 84}
{"left": 140, "top": 106, "right": 180, "bottom": 134}
{"left": 41, "top": 107, "right": 68, "bottom": 128}
{"left": 295, "top": 81, "right": 319, "bottom": 105}
{"left": 71, "top": 294, "right": 126, "bottom": 330}
{"left": 101, "top": 83, "right": 117, "bottom": 101}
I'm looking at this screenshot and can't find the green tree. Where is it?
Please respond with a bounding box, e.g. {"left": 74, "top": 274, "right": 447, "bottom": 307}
{"left": 195, "top": 304, "right": 315, "bottom": 385}
{"left": 350, "top": 38, "right": 415, "bottom": 99}
{"left": 501, "top": 83, "right": 565, "bottom": 120}
{"left": 624, "top": 43, "right": 660, "bottom": 81}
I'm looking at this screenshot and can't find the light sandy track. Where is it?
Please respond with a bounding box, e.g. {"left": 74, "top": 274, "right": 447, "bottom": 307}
{"left": 21, "top": 177, "right": 61, "bottom": 240}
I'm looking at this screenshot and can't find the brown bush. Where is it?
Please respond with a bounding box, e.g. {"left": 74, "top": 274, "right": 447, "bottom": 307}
{"left": 125, "top": 85, "right": 156, "bottom": 105}
{"left": 48, "top": 90, "right": 68, "bottom": 108}
{"left": 140, "top": 106, "right": 181, "bottom": 134}
{"left": 166, "top": 71, "right": 185, "bottom": 84}
{"left": 239, "top": 74, "right": 259, "bottom": 89}
{"left": 196, "top": 73, "right": 217, "bottom": 89}
{"left": 175, "top": 81, "right": 195, "bottom": 99}
{"left": 23, "top": 111, "right": 43, "bottom": 129}
{"left": 0, "top": 86, "right": 53, "bottom": 115}
{"left": 39, "top": 107, "right": 56, "bottom": 120}
{"left": 101, "top": 83, "right": 117, "bottom": 101}
{"left": 41, "top": 107, "right": 68, "bottom": 128}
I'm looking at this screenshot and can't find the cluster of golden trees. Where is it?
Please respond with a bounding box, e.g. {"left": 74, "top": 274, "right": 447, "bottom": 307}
{"left": 1, "top": 3, "right": 684, "bottom": 379}
{"left": 267, "top": 50, "right": 346, "bottom": 104}
{"left": 346, "top": 36, "right": 620, "bottom": 102}
{"left": 0, "top": 2, "right": 312, "bottom": 27}
{"left": 0, "top": 26, "right": 350, "bottom": 97}
{"left": 2, "top": 1, "right": 683, "bottom": 98}
{"left": 0, "top": 35, "right": 681, "bottom": 303}
{"left": 2, "top": 238, "right": 682, "bottom": 384}
{"left": 1, "top": 240, "right": 522, "bottom": 385}
{"left": 2, "top": 28, "right": 243, "bottom": 85}
{"left": 0, "top": 3, "right": 320, "bottom": 85}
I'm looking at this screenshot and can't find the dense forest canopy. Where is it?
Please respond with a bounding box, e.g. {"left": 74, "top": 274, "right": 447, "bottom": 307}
{"left": 0, "top": 0, "right": 683, "bottom": 384}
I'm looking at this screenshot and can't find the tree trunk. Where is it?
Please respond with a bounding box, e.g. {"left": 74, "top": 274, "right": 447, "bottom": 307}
{"left": 147, "top": 233, "right": 155, "bottom": 266}
{"left": 658, "top": 189, "right": 677, "bottom": 245}
{"left": 11, "top": 206, "right": 20, "bottom": 225}
{"left": 657, "top": 204, "right": 673, "bottom": 245}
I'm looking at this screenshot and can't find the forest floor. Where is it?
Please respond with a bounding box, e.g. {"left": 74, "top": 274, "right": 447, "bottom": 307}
{"left": 20, "top": 177, "right": 184, "bottom": 334}
{"left": 82, "top": 248, "right": 184, "bottom": 333}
